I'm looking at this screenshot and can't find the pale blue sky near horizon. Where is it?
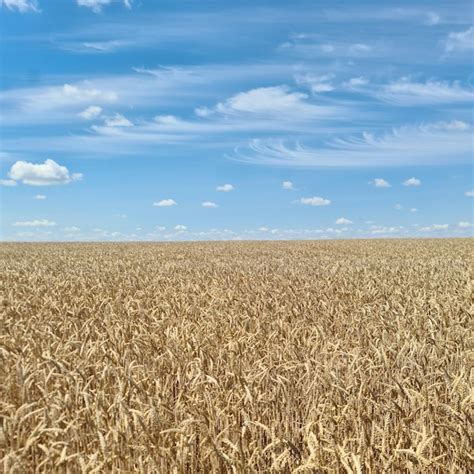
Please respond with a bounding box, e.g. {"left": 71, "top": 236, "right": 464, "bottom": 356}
{"left": 0, "top": 0, "right": 473, "bottom": 241}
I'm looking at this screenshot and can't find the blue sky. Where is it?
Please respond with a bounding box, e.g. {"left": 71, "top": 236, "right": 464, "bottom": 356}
{"left": 0, "top": 0, "right": 473, "bottom": 241}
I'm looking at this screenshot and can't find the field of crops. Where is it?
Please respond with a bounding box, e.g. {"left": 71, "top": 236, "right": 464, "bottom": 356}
{"left": 1, "top": 239, "right": 472, "bottom": 472}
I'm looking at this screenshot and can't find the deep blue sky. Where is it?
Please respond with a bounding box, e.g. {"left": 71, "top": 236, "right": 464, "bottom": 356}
{"left": 0, "top": 0, "right": 473, "bottom": 241}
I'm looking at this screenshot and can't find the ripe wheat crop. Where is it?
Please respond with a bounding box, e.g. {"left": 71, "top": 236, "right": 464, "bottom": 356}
{"left": 1, "top": 239, "right": 472, "bottom": 472}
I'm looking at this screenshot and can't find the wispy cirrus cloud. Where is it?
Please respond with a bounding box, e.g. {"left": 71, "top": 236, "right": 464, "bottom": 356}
{"left": 233, "top": 120, "right": 472, "bottom": 167}
{"left": 0, "top": 0, "right": 39, "bottom": 13}
{"left": 376, "top": 78, "right": 474, "bottom": 105}
{"left": 13, "top": 219, "right": 56, "bottom": 227}
{"left": 279, "top": 35, "right": 374, "bottom": 58}
{"left": 77, "top": 0, "right": 132, "bottom": 14}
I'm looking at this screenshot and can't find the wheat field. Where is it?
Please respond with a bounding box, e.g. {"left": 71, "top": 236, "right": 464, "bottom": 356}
{"left": 1, "top": 239, "right": 472, "bottom": 472}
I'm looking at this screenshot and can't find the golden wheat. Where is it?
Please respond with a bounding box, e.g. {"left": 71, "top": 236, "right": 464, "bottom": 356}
{"left": 1, "top": 239, "right": 473, "bottom": 472}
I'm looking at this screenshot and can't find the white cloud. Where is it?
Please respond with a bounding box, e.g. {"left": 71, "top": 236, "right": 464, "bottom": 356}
{"left": 174, "top": 224, "right": 187, "bottom": 231}
{"left": 235, "top": 121, "right": 472, "bottom": 167}
{"left": 299, "top": 196, "right": 331, "bottom": 206}
{"left": 426, "top": 12, "right": 440, "bottom": 26}
{"left": 104, "top": 113, "right": 133, "bottom": 127}
{"left": 80, "top": 40, "right": 130, "bottom": 53}
{"left": 371, "top": 178, "right": 391, "bottom": 188}
{"left": 0, "top": 179, "right": 17, "bottom": 186}
{"left": 282, "top": 180, "right": 294, "bottom": 190}
{"left": 61, "top": 83, "right": 117, "bottom": 104}
{"left": 64, "top": 226, "right": 80, "bottom": 232}
{"left": 13, "top": 219, "right": 56, "bottom": 227}
{"left": 33, "top": 194, "right": 46, "bottom": 200}
{"left": 7, "top": 159, "right": 82, "bottom": 186}
{"left": 377, "top": 79, "right": 474, "bottom": 105}
{"left": 445, "top": 27, "right": 474, "bottom": 53}
{"left": 403, "top": 177, "right": 421, "bottom": 186}
{"left": 410, "top": 208, "right": 418, "bottom": 212}
{"left": 201, "top": 85, "right": 341, "bottom": 119}
{"left": 336, "top": 217, "right": 352, "bottom": 225}
{"left": 79, "top": 105, "right": 102, "bottom": 120}
{"left": 202, "top": 201, "right": 218, "bottom": 208}
{"left": 394, "top": 203, "right": 403, "bottom": 210}
{"left": 216, "top": 184, "right": 234, "bottom": 192}
{"left": 217, "top": 86, "right": 307, "bottom": 114}
{"left": 280, "top": 36, "right": 373, "bottom": 58}
{"left": 1, "top": 82, "right": 118, "bottom": 122}
{"left": 0, "top": 0, "right": 39, "bottom": 13}
{"left": 294, "top": 73, "right": 334, "bottom": 93}
{"left": 346, "top": 77, "right": 369, "bottom": 87}
{"left": 465, "top": 190, "right": 474, "bottom": 197}
{"left": 77, "top": 0, "right": 131, "bottom": 13}
{"left": 420, "top": 224, "right": 449, "bottom": 231}
{"left": 154, "top": 115, "right": 180, "bottom": 125}
{"left": 153, "top": 199, "right": 177, "bottom": 207}
{"left": 458, "top": 221, "right": 473, "bottom": 228}
{"left": 370, "top": 226, "right": 404, "bottom": 235}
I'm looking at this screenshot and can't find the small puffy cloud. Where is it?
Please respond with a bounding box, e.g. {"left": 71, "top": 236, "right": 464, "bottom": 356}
{"left": 64, "top": 226, "right": 80, "bottom": 232}
{"left": 0, "top": 179, "right": 17, "bottom": 186}
{"left": 8, "top": 159, "right": 82, "bottom": 186}
{"left": 282, "top": 180, "right": 294, "bottom": 190}
{"left": 174, "top": 224, "right": 187, "bottom": 231}
{"left": 403, "top": 177, "right": 421, "bottom": 186}
{"left": 294, "top": 73, "right": 334, "bottom": 93}
{"left": 426, "top": 12, "right": 440, "bottom": 25}
{"left": 0, "top": 0, "right": 39, "bottom": 13}
{"left": 346, "top": 77, "right": 369, "bottom": 87}
{"left": 216, "top": 184, "right": 234, "bottom": 192}
{"left": 336, "top": 217, "right": 352, "bottom": 225}
{"left": 79, "top": 105, "right": 102, "bottom": 120}
{"left": 104, "top": 113, "right": 133, "bottom": 127}
{"left": 202, "top": 201, "right": 218, "bottom": 208}
{"left": 394, "top": 204, "right": 403, "bottom": 210}
{"left": 371, "top": 178, "right": 391, "bottom": 188}
{"left": 155, "top": 226, "right": 166, "bottom": 231}
{"left": 34, "top": 194, "right": 46, "bottom": 200}
{"left": 300, "top": 196, "right": 331, "bottom": 206}
{"left": 13, "top": 219, "right": 56, "bottom": 227}
{"left": 410, "top": 208, "right": 418, "bottom": 213}
{"left": 153, "top": 199, "right": 177, "bottom": 207}
{"left": 458, "top": 221, "right": 473, "bottom": 228}
{"left": 465, "top": 190, "right": 474, "bottom": 197}
{"left": 445, "top": 27, "right": 474, "bottom": 53}
{"left": 154, "top": 115, "right": 180, "bottom": 125}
